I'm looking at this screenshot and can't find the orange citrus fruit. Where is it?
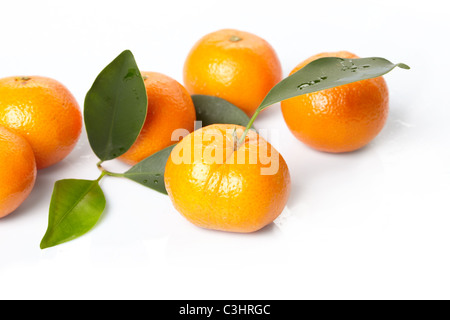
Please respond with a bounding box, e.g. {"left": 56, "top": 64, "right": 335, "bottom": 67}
{"left": 0, "top": 76, "right": 82, "bottom": 169}
{"left": 164, "top": 124, "right": 290, "bottom": 233}
{"left": 183, "top": 29, "right": 282, "bottom": 117}
{"left": 119, "top": 71, "right": 196, "bottom": 165}
{"left": 281, "top": 51, "right": 389, "bottom": 153}
{"left": 0, "top": 125, "right": 37, "bottom": 218}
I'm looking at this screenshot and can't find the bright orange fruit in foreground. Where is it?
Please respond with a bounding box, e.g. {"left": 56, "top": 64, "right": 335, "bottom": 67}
{"left": 0, "top": 76, "right": 82, "bottom": 169}
{"left": 281, "top": 51, "right": 389, "bottom": 153}
{"left": 183, "top": 29, "right": 282, "bottom": 117}
{"left": 119, "top": 72, "right": 196, "bottom": 165}
{"left": 0, "top": 125, "right": 36, "bottom": 218}
{"left": 164, "top": 124, "right": 291, "bottom": 233}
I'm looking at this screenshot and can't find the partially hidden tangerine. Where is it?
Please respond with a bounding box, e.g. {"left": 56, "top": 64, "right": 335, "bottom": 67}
{"left": 119, "top": 72, "right": 196, "bottom": 165}
{"left": 183, "top": 29, "right": 282, "bottom": 117}
{"left": 0, "top": 76, "right": 82, "bottom": 169}
{"left": 0, "top": 125, "right": 36, "bottom": 218}
{"left": 281, "top": 51, "right": 389, "bottom": 153}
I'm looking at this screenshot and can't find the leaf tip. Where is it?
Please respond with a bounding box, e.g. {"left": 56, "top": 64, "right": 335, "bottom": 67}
{"left": 397, "top": 63, "right": 411, "bottom": 70}
{"left": 39, "top": 238, "right": 50, "bottom": 250}
{"left": 120, "top": 49, "right": 134, "bottom": 57}
{"left": 40, "top": 230, "right": 57, "bottom": 249}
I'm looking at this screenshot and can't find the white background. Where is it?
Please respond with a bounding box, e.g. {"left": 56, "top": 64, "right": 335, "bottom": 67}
{"left": 0, "top": 0, "right": 449, "bottom": 300}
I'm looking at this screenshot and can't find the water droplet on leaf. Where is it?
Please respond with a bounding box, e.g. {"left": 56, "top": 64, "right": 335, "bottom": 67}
{"left": 297, "top": 83, "right": 310, "bottom": 90}
{"left": 123, "top": 68, "right": 137, "bottom": 82}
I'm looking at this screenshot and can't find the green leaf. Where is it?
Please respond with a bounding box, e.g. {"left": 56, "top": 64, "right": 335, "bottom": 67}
{"left": 40, "top": 179, "right": 106, "bottom": 249}
{"left": 84, "top": 50, "right": 148, "bottom": 161}
{"left": 192, "top": 95, "right": 254, "bottom": 129}
{"left": 258, "top": 57, "right": 410, "bottom": 112}
{"left": 123, "top": 144, "right": 176, "bottom": 194}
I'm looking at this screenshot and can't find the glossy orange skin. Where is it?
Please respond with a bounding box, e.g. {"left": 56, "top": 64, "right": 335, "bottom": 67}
{"left": 183, "top": 29, "right": 282, "bottom": 117}
{"left": 281, "top": 51, "right": 389, "bottom": 153}
{"left": 0, "top": 76, "right": 82, "bottom": 169}
{"left": 164, "top": 124, "right": 291, "bottom": 233}
{"left": 0, "top": 125, "right": 36, "bottom": 218}
{"left": 119, "top": 72, "right": 196, "bottom": 165}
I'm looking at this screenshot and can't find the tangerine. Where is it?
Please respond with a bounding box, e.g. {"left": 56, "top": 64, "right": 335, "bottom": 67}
{"left": 281, "top": 51, "right": 389, "bottom": 153}
{"left": 119, "top": 72, "right": 196, "bottom": 165}
{"left": 183, "top": 29, "right": 282, "bottom": 117}
{"left": 164, "top": 124, "right": 290, "bottom": 233}
{"left": 0, "top": 76, "right": 82, "bottom": 169}
{"left": 0, "top": 125, "right": 36, "bottom": 218}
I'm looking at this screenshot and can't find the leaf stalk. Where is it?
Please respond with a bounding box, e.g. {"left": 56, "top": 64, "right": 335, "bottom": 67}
{"left": 237, "top": 108, "right": 260, "bottom": 148}
{"left": 96, "top": 161, "right": 125, "bottom": 178}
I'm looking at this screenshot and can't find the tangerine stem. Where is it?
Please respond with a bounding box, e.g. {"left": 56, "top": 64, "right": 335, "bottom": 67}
{"left": 16, "top": 76, "right": 31, "bottom": 81}
{"left": 237, "top": 108, "right": 261, "bottom": 148}
{"left": 232, "top": 127, "right": 238, "bottom": 151}
{"left": 229, "top": 35, "right": 242, "bottom": 42}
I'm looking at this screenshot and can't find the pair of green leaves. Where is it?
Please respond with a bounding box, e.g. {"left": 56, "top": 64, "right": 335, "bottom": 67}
{"left": 40, "top": 50, "right": 148, "bottom": 249}
{"left": 40, "top": 50, "right": 409, "bottom": 249}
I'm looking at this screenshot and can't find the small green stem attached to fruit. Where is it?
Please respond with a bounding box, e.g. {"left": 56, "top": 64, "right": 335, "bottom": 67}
{"left": 229, "top": 35, "right": 242, "bottom": 42}
{"left": 15, "top": 76, "right": 32, "bottom": 84}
